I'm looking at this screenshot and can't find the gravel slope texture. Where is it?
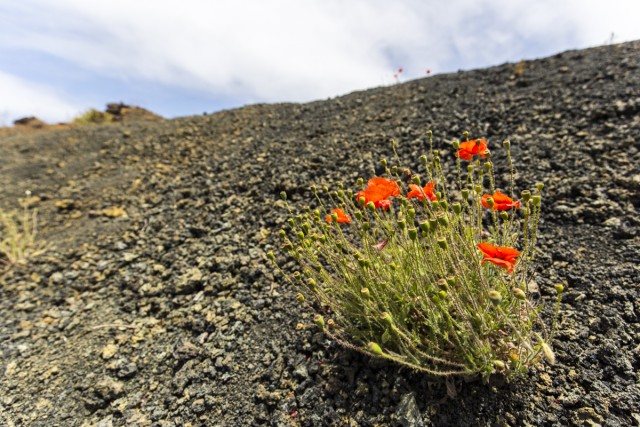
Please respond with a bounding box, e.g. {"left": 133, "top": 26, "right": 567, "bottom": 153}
{"left": 1, "top": 41, "right": 639, "bottom": 426}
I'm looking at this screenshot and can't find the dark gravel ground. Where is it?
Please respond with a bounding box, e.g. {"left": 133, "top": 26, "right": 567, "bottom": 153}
{"left": 1, "top": 41, "right": 639, "bottom": 426}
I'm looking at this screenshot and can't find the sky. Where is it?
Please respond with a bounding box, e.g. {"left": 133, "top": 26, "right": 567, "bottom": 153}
{"left": 1, "top": 0, "right": 639, "bottom": 125}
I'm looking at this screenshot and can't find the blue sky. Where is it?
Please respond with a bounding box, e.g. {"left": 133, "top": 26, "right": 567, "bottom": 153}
{"left": 1, "top": 0, "right": 639, "bottom": 125}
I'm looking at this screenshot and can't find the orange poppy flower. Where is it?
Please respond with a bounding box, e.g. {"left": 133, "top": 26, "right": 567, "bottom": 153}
{"left": 456, "top": 139, "right": 489, "bottom": 161}
{"left": 407, "top": 181, "right": 437, "bottom": 201}
{"left": 477, "top": 243, "right": 520, "bottom": 273}
{"left": 481, "top": 191, "right": 521, "bottom": 210}
{"left": 356, "top": 177, "right": 401, "bottom": 209}
{"left": 325, "top": 208, "right": 351, "bottom": 223}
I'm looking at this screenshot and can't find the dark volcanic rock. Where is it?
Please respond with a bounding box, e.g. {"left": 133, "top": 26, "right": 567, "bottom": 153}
{"left": 1, "top": 40, "right": 640, "bottom": 426}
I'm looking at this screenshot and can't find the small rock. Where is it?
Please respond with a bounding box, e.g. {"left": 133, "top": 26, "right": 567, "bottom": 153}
{"left": 101, "top": 344, "right": 119, "bottom": 360}
{"left": 396, "top": 392, "right": 424, "bottom": 427}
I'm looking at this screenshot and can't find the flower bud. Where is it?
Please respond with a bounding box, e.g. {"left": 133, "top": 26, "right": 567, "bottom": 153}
{"left": 280, "top": 191, "right": 287, "bottom": 200}
{"left": 452, "top": 140, "right": 460, "bottom": 149}
{"left": 437, "top": 238, "right": 447, "bottom": 249}
{"left": 267, "top": 251, "right": 275, "bottom": 261}
{"left": 306, "top": 278, "right": 316, "bottom": 288}
{"left": 540, "top": 340, "right": 555, "bottom": 365}
{"left": 426, "top": 129, "right": 433, "bottom": 137}
{"left": 438, "top": 290, "right": 447, "bottom": 299}
{"left": 293, "top": 271, "right": 302, "bottom": 281}
{"left": 474, "top": 185, "right": 482, "bottom": 194}
{"left": 432, "top": 201, "right": 440, "bottom": 210}
{"left": 279, "top": 229, "right": 286, "bottom": 238}
{"left": 380, "top": 158, "right": 387, "bottom": 168}
{"left": 494, "top": 360, "right": 506, "bottom": 370}
{"left": 391, "top": 166, "right": 398, "bottom": 174}
{"left": 554, "top": 283, "right": 565, "bottom": 294}
{"left": 412, "top": 175, "right": 421, "bottom": 185}
{"left": 467, "top": 164, "right": 474, "bottom": 174}
{"left": 499, "top": 211, "right": 509, "bottom": 221}
{"left": 485, "top": 197, "right": 495, "bottom": 208}
{"left": 357, "top": 178, "right": 364, "bottom": 187}
{"left": 433, "top": 150, "right": 439, "bottom": 157}
{"left": 381, "top": 312, "right": 393, "bottom": 325}
{"left": 488, "top": 290, "right": 502, "bottom": 305}
{"left": 446, "top": 276, "right": 457, "bottom": 287}
{"left": 331, "top": 212, "right": 338, "bottom": 222}
{"left": 313, "top": 314, "right": 325, "bottom": 329}
{"left": 367, "top": 342, "right": 383, "bottom": 355}
{"left": 362, "top": 222, "right": 370, "bottom": 232}
{"left": 419, "top": 154, "right": 427, "bottom": 165}
{"left": 452, "top": 203, "right": 462, "bottom": 214}
{"left": 462, "top": 131, "right": 469, "bottom": 140}
{"left": 367, "top": 201, "right": 376, "bottom": 211}
{"left": 407, "top": 207, "right": 416, "bottom": 220}
{"left": 484, "top": 162, "right": 492, "bottom": 171}
{"left": 512, "top": 287, "right": 526, "bottom": 300}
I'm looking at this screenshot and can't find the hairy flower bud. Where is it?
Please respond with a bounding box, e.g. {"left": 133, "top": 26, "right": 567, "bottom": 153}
{"left": 280, "top": 191, "right": 287, "bottom": 200}
{"left": 419, "top": 154, "right": 427, "bottom": 165}
{"left": 366, "top": 201, "right": 376, "bottom": 211}
{"left": 411, "top": 174, "right": 421, "bottom": 185}
{"left": 452, "top": 140, "right": 460, "bottom": 149}
{"left": 368, "top": 342, "right": 383, "bottom": 355}
{"left": 488, "top": 290, "right": 502, "bottom": 305}
{"left": 267, "top": 251, "right": 275, "bottom": 261}
{"left": 357, "top": 177, "right": 364, "bottom": 187}
{"left": 554, "top": 283, "right": 565, "bottom": 294}
{"left": 474, "top": 185, "right": 482, "bottom": 194}
{"left": 380, "top": 158, "right": 387, "bottom": 168}
{"left": 484, "top": 162, "right": 492, "bottom": 171}
{"left": 500, "top": 211, "right": 509, "bottom": 220}
{"left": 512, "top": 287, "right": 526, "bottom": 300}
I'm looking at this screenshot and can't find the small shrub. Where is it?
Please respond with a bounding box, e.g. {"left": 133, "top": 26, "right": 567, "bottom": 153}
{"left": 271, "top": 131, "right": 561, "bottom": 381}
{"left": 72, "top": 109, "right": 114, "bottom": 125}
{"left": 0, "top": 193, "right": 44, "bottom": 271}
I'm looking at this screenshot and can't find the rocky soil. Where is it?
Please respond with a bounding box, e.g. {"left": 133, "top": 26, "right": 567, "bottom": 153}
{"left": 1, "top": 41, "right": 639, "bottom": 426}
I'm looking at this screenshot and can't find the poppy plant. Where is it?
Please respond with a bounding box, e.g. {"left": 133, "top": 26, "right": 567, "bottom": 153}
{"left": 456, "top": 139, "right": 489, "bottom": 161}
{"left": 407, "top": 181, "right": 437, "bottom": 201}
{"left": 356, "top": 177, "right": 401, "bottom": 210}
{"left": 477, "top": 243, "right": 520, "bottom": 273}
{"left": 325, "top": 208, "right": 351, "bottom": 223}
{"left": 481, "top": 191, "right": 521, "bottom": 210}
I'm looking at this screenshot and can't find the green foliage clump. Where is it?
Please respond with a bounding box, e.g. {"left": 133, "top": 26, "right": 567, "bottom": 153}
{"left": 0, "top": 194, "right": 44, "bottom": 272}
{"left": 72, "top": 109, "right": 114, "bottom": 125}
{"left": 271, "top": 131, "right": 562, "bottom": 381}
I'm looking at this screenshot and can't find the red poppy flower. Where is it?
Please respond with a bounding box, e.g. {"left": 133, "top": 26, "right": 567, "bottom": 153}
{"left": 481, "top": 191, "right": 521, "bottom": 210}
{"left": 325, "top": 208, "right": 351, "bottom": 223}
{"left": 356, "top": 177, "right": 401, "bottom": 209}
{"left": 407, "top": 181, "right": 437, "bottom": 201}
{"left": 456, "top": 139, "right": 489, "bottom": 161}
{"left": 477, "top": 243, "right": 520, "bottom": 273}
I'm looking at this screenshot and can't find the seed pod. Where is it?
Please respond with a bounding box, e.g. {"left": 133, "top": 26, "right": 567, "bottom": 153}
{"left": 267, "top": 251, "right": 275, "bottom": 261}
{"left": 452, "top": 203, "right": 462, "bottom": 214}
{"left": 419, "top": 155, "right": 427, "bottom": 165}
{"left": 484, "top": 162, "right": 492, "bottom": 171}
{"left": 361, "top": 287, "right": 371, "bottom": 298}
{"left": 354, "top": 211, "right": 363, "bottom": 221}
{"left": 541, "top": 341, "right": 555, "bottom": 365}
{"left": 436, "top": 212, "right": 449, "bottom": 227}
{"left": 437, "top": 238, "right": 447, "bottom": 249}
{"left": 326, "top": 319, "right": 336, "bottom": 328}
{"left": 503, "top": 140, "right": 511, "bottom": 150}
{"left": 554, "top": 284, "right": 565, "bottom": 294}
{"left": 521, "top": 190, "right": 531, "bottom": 202}
{"left": 461, "top": 189, "right": 470, "bottom": 200}
{"left": 437, "top": 278, "right": 447, "bottom": 289}
{"left": 408, "top": 228, "right": 418, "bottom": 241}
{"left": 296, "top": 293, "right": 305, "bottom": 303}
{"left": 380, "top": 312, "right": 393, "bottom": 326}
{"left": 397, "top": 219, "right": 406, "bottom": 230}
{"left": 313, "top": 314, "right": 325, "bottom": 329}
{"left": 419, "top": 220, "right": 430, "bottom": 232}
{"left": 474, "top": 185, "right": 482, "bottom": 194}
{"left": 412, "top": 174, "right": 421, "bottom": 185}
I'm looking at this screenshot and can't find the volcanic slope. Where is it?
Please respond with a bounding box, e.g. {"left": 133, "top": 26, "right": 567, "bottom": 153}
{"left": 1, "top": 41, "right": 639, "bottom": 426}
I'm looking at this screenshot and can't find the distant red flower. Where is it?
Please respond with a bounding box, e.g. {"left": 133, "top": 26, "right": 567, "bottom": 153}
{"left": 477, "top": 243, "right": 520, "bottom": 273}
{"left": 325, "top": 208, "right": 351, "bottom": 223}
{"left": 456, "top": 139, "right": 489, "bottom": 161}
{"left": 356, "top": 177, "right": 401, "bottom": 210}
{"left": 398, "top": 67, "right": 403, "bottom": 73}
{"left": 426, "top": 69, "right": 431, "bottom": 75}
{"left": 407, "top": 181, "right": 437, "bottom": 201}
{"left": 481, "top": 191, "right": 521, "bottom": 210}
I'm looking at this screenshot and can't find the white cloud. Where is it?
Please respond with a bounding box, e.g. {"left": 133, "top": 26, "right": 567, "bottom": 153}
{"left": 1, "top": 0, "right": 639, "bottom": 122}
{"left": 0, "top": 71, "right": 82, "bottom": 124}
